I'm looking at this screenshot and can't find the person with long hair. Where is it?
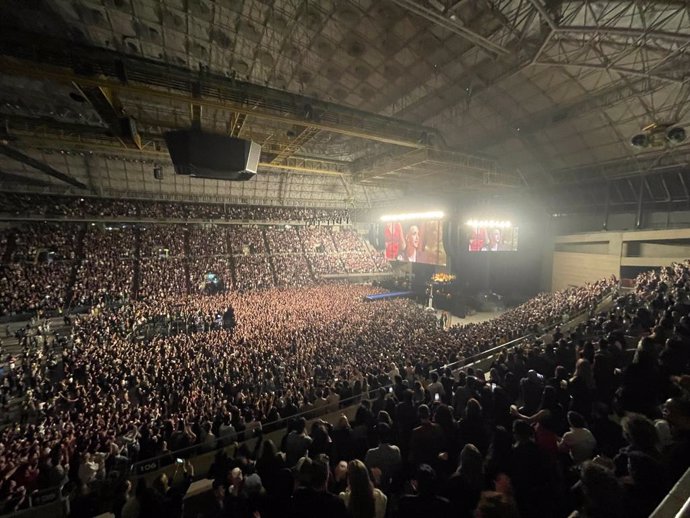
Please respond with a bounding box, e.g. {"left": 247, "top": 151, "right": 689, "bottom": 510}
{"left": 339, "top": 459, "right": 387, "bottom": 518}
{"left": 255, "top": 439, "right": 285, "bottom": 495}
{"left": 441, "top": 444, "right": 485, "bottom": 518}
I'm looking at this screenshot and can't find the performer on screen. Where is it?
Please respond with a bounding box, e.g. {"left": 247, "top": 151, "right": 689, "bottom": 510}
{"left": 482, "top": 228, "right": 504, "bottom": 251}
{"left": 384, "top": 221, "right": 405, "bottom": 260}
{"left": 468, "top": 228, "right": 486, "bottom": 251}
{"left": 403, "top": 225, "right": 422, "bottom": 262}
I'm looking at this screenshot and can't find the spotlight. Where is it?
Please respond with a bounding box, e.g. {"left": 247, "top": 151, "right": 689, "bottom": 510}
{"left": 667, "top": 126, "right": 687, "bottom": 145}
{"left": 153, "top": 164, "right": 163, "bottom": 180}
{"left": 630, "top": 133, "right": 649, "bottom": 149}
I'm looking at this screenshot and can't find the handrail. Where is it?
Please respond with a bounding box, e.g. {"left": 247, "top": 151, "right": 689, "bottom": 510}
{"left": 650, "top": 465, "right": 690, "bottom": 518}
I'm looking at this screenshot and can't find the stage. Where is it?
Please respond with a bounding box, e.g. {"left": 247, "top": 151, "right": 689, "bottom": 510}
{"left": 433, "top": 308, "right": 505, "bottom": 328}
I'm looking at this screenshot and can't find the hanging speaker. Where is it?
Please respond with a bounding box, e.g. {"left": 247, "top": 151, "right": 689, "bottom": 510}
{"left": 164, "top": 130, "right": 260, "bottom": 181}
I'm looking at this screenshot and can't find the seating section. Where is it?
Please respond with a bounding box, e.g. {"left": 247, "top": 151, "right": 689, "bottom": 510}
{"left": 0, "top": 261, "right": 73, "bottom": 313}
{"left": 272, "top": 254, "right": 312, "bottom": 287}
{"left": 265, "top": 226, "right": 302, "bottom": 254}
{"left": 228, "top": 225, "right": 266, "bottom": 255}
{"left": 0, "top": 192, "right": 349, "bottom": 223}
{"left": 187, "top": 256, "right": 234, "bottom": 292}
{"left": 72, "top": 226, "right": 136, "bottom": 306}
{"left": 5, "top": 208, "right": 690, "bottom": 518}
{"left": 233, "top": 255, "right": 274, "bottom": 291}
{"left": 10, "top": 266, "right": 690, "bottom": 518}
{"left": 138, "top": 225, "right": 187, "bottom": 257}
{"left": 0, "top": 224, "right": 81, "bottom": 315}
{"left": 138, "top": 257, "right": 188, "bottom": 299}
{"left": 188, "top": 226, "right": 228, "bottom": 256}
{"left": 0, "top": 198, "right": 378, "bottom": 315}
{"left": 307, "top": 253, "right": 346, "bottom": 277}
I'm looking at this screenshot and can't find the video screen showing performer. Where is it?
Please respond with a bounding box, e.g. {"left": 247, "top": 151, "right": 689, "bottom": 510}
{"left": 468, "top": 225, "right": 519, "bottom": 252}
{"left": 383, "top": 220, "right": 446, "bottom": 266}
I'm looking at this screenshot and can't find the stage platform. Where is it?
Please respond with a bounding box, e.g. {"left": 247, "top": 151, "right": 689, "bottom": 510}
{"left": 364, "top": 291, "right": 414, "bottom": 301}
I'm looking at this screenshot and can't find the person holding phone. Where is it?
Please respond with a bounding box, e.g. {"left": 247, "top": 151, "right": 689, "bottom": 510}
{"left": 427, "top": 372, "right": 445, "bottom": 404}
{"left": 151, "top": 459, "right": 194, "bottom": 517}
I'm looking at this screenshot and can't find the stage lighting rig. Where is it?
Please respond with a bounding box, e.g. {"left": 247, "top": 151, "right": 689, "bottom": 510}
{"left": 630, "top": 123, "right": 687, "bottom": 150}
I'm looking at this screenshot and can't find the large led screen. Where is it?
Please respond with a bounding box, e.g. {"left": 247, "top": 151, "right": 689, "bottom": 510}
{"left": 467, "top": 221, "right": 519, "bottom": 252}
{"left": 381, "top": 220, "right": 447, "bottom": 266}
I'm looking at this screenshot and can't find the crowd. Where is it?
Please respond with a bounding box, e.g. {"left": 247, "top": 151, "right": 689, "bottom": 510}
{"left": 228, "top": 227, "right": 266, "bottom": 256}
{"left": 233, "top": 256, "right": 274, "bottom": 292}
{"left": 333, "top": 229, "right": 369, "bottom": 254}
{"left": 271, "top": 255, "right": 313, "bottom": 287}
{"left": 50, "top": 263, "right": 690, "bottom": 518}
{"left": 0, "top": 193, "right": 349, "bottom": 224}
{"left": 370, "top": 250, "right": 391, "bottom": 273}
{"left": 0, "top": 262, "right": 73, "bottom": 315}
{"left": 139, "top": 226, "right": 187, "bottom": 258}
{"left": 188, "top": 258, "right": 235, "bottom": 294}
{"left": 0, "top": 270, "right": 625, "bottom": 516}
{"left": 137, "top": 258, "right": 189, "bottom": 299}
{"left": 189, "top": 227, "right": 229, "bottom": 257}
{"left": 307, "top": 253, "right": 347, "bottom": 278}
{"left": 298, "top": 227, "right": 338, "bottom": 254}
{"left": 341, "top": 252, "right": 378, "bottom": 274}
{"left": 8, "top": 224, "right": 80, "bottom": 263}
{"left": 0, "top": 219, "right": 385, "bottom": 315}
{"left": 71, "top": 226, "right": 136, "bottom": 307}
{"left": 265, "top": 227, "right": 302, "bottom": 254}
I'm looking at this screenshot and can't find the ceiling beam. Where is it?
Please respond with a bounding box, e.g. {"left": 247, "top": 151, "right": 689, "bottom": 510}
{"left": 10, "top": 131, "right": 347, "bottom": 177}
{"left": 73, "top": 83, "right": 143, "bottom": 149}
{"left": 556, "top": 25, "right": 690, "bottom": 46}
{"left": 525, "top": 0, "right": 558, "bottom": 31}
{"left": 0, "top": 143, "right": 87, "bottom": 189}
{"left": 0, "top": 169, "right": 54, "bottom": 187}
{"left": 391, "top": 0, "right": 511, "bottom": 56}
{"left": 0, "top": 32, "right": 441, "bottom": 149}
{"left": 532, "top": 60, "right": 685, "bottom": 84}
{"left": 270, "top": 127, "right": 321, "bottom": 164}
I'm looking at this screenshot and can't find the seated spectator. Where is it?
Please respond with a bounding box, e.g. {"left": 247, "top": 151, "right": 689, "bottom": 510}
{"left": 621, "top": 451, "right": 668, "bottom": 518}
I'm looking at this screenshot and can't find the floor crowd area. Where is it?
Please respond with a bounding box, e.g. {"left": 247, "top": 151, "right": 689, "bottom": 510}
{"left": 2, "top": 270, "right": 670, "bottom": 518}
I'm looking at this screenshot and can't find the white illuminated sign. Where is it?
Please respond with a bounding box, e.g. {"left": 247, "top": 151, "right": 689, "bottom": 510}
{"left": 466, "top": 219, "right": 512, "bottom": 228}
{"left": 380, "top": 211, "right": 445, "bottom": 222}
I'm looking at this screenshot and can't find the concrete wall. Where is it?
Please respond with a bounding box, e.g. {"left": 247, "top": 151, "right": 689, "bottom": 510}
{"left": 551, "top": 252, "right": 620, "bottom": 291}
{"left": 549, "top": 227, "right": 690, "bottom": 291}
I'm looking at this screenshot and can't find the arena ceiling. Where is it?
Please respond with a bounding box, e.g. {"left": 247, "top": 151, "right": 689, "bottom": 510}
{"left": 0, "top": 0, "right": 689, "bottom": 209}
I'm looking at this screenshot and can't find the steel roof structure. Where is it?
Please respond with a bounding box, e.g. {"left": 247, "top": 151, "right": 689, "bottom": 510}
{"left": 0, "top": 0, "right": 688, "bottom": 209}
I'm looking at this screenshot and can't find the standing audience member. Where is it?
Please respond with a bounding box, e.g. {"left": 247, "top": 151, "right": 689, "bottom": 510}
{"left": 339, "top": 459, "right": 387, "bottom": 518}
